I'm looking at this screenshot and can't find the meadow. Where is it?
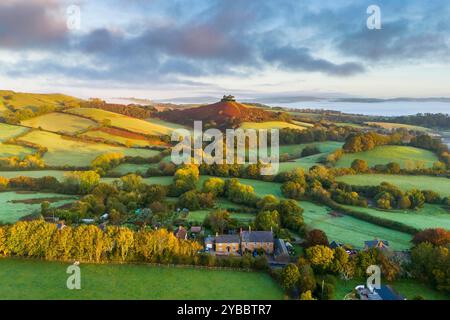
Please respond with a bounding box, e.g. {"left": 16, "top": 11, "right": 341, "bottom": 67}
{"left": 336, "top": 174, "right": 450, "bottom": 197}
{"left": 239, "top": 121, "right": 307, "bottom": 130}
{"left": 0, "top": 90, "right": 80, "bottom": 115}
{"left": 0, "top": 123, "right": 34, "bottom": 159}
{"left": 186, "top": 210, "right": 255, "bottom": 223}
{"left": 21, "top": 112, "right": 97, "bottom": 134}
{"left": 335, "top": 145, "right": 438, "bottom": 169}
{"left": 81, "top": 129, "right": 157, "bottom": 147}
{"left": 66, "top": 108, "right": 174, "bottom": 136}
{"left": 0, "top": 191, "right": 77, "bottom": 223}
{"left": 342, "top": 204, "right": 450, "bottom": 230}
{"left": 0, "top": 258, "right": 284, "bottom": 300}
{"left": 0, "top": 170, "right": 67, "bottom": 181}
{"left": 300, "top": 201, "right": 412, "bottom": 250}
{"left": 18, "top": 130, "right": 160, "bottom": 167}
{"left": 365, "top": 122, "right": 432, "bottom": 132}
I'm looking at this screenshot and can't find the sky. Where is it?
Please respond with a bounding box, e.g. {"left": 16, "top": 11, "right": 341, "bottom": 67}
{"left": 0, "top": 0, "right": 450, "bottom": 103}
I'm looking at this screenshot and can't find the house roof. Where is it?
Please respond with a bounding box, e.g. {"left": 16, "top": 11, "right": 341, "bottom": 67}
{"left": 374, "top": 285, "right": 405, "bottom": 300}
{"left": 274, "top": 239, "right": 289, "bottom": 256}
{"left": 364, "top": 239, "right": 390, "bottom": 249}
{"left": 241, "top": 231, "right": 273, "bottom": 243}
{"left": 330, "top": 241, "right": 344, "bottom": 249}
{"left": 190, "top": 226, "right": 202, "bottom": 233}
{"left": 216, "top": 234, "right": 240, "bottom": 244}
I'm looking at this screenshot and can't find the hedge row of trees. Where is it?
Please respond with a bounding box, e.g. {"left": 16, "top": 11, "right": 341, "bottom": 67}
{"left": 0, "top": 220, "right": 201, "bottom": 263}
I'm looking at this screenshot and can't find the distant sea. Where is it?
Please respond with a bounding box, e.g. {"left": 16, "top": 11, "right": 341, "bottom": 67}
{"left": 274, "top": 101, "right": 450, "bottom": 116}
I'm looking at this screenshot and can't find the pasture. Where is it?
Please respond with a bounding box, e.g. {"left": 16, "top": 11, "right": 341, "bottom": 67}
{"left": 186, "top": 209, "right": 255, "bottom": 223}
{"left": 300, "top": 201, "right": 412, "bottom": 250}
{"left": 239, "top": 121, "right": 307, "bottom": 130}
{"left": 0, "top": 90, "right": 80, "bottom": 115}
{"left": 18, "top": 131, "right": 160, "bottom": 167}
{"left": 0, "top": 170, "right": 67, "bottom": 181}
{"left": 365, "top": 122, "right": 432, "bottom": 132}
{"left": 0, "top": 191, "right": 77, "bottom": 223}
{"left": 0, "top": 123, "right": 30, "bottom": 141}
{"left": 0, "top": 258, "right": 284, "bottom": 300}
{"left": 0, "top": 123, "right": 34, "bottom": 159}
{"left": 335, "top": 146, "right": 438, "bottom": 169}
{"left": 81, "top": 129, "right": 155, "bottom": 147}
{"left": 21, "top": 112, "right": 97, "bottom": 134}
{"left": 336, "top": 174, "right": 450, "bottom": 197}
{"left": 66, "top": 108, "right": 174, "bottom": 136}
{"left": 342, "top": 204, "right": 450, "bottom": 231}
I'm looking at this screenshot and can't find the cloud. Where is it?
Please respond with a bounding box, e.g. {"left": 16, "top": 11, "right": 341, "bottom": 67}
{"left": 262, "top": 45, "right": 365, "bottom": 76}
{"left": 0, "top": 0, "right": 68, "bottom": 49}
{"left": 337, "top": 20, "right": 450, "bottom": 62}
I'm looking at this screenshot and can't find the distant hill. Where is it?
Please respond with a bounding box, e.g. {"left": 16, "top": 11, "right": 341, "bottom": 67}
{"left": 159, "top": 97, "right": 279, "bottom": 128}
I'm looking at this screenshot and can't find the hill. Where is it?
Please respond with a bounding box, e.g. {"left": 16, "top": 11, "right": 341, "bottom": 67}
{"left": 159, "top": 97, "right": 279, "bottom": 128}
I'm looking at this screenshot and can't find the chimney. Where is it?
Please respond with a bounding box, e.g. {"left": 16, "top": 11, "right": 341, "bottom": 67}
{"left": 249, "top": 225, "right": 251, "bottom": 233}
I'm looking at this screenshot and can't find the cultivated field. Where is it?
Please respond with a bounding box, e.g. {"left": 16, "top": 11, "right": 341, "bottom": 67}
{"left": 335, "top": 145, "right": 438, "bottom": 169}
{"left": 18, "top": 131, "right": 160, "bottom": 167}
{"left": 21, "top": 112, "right": 97, "bottom": 134}
{"left": 336, "top": 174, "right": 450, "bottom": 197}
{"left": 0, "top": 258, "right": 284, "bottom": 300}
{"left": 0, "top": 191, "right": 77, "bottom": 223}
{"left": 342, "top": 204, "right": 450, "bottom": 230}
{"left": 239, "top": 121, "right": 307, "bottom": 130}
{"left": 66, "top": 108, "right": 174, "bottom": 136}
{"left": 300, "top": 201, "right": 412, "bottom": 250}
{"left": 81, "top": 129, "right": 154, "bottom": 147}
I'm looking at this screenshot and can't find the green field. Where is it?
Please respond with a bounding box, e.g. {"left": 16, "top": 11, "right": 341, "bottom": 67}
{"left": 18, "top": 130, "right": 160, "bottom": 167}
{"left": 0, "top": 258, "right": 284, "bottom": 300}
{"left": 0, "top": 191, "right": 77, "bottom": 223}
{"left": 240, "top": 121, "right": 307, "bottom": 130}
{"left": 300, "top": 201, "right": 412, "bottom": 250}
{"left": 146, "top": 118, "right": 190, "bottom": 130}
{"left": 0, "top": 123, "right": 30, "bottom": 141}
{"left": 335, "top": 145, "right": 438, "bottom": 169}
{"left": 0, "top": 170, "right": 67, "bottom": 180}
{"left": 81, "top": 130, "right": 151, "bottom": 147}
{"left": 21, "top": 112, "right": 97, "bottom": 134}
{"left": 66, "top": 108, "right": 174, "bottom": 136}
{"left": 336, "top": 174, "right": 450, "bottom": 197}
{"left": 0, "top": 90, "right": 81, "bottom": 115}
{"left": 109, "top": 163, "right": 157, "bottom": 175}
{"left": 365, "top": 122, "right": 432, "bottom": 133}
{"left": 0, "top": 123, "right": 35, "bottom": 159}
{"left": 186, "top": 209, "right": 255, "bottom": 223}
{"left": 342, "top": 204, "right": 450, "bottom": 231}
{"left": 334, "top": 278, "right": 449, "bottom": 300}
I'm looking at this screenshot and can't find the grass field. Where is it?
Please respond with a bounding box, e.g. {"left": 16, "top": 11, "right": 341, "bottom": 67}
{"left": 186, "top": 210, "right": 255, "bottom": 223}
{"left": 239, "top": 121, "right": 307, "bottom": 130}
{"left": 334, "top": 278, "right": 449, "bottom": 300}
{"left": 0, "top": 90, "right": 81, "bottom": 115}
{"left": 18, "top": 130, "right": 160, "bottom": 167}
{"left": 0, "top": 258, "right": 284, "bottom": 300}
{"left": 0, "top": 170, "right": 67, "bottom": 180}
{"left": 336, "top": 174, "right": 450, "bottom": 197}
{"left": 146, "top": 118, "right": 190, "bottom": 130}
{"left": 0, "top": 123, "right": 35, "bottom": 159}
{"left": 300, "top": 201, "right": 412, "bottom": 250}
{"left": 109, "top": 163, "right": 157, "bottom": 175}
{"left": 335, "top": 145, "right": 438, "bottom": 169}
{"left": 81, "top": 130, "right": 154, "bottom": 147}
{"left": 66, "top": 108, "right": 174, "bottom": 136}
{"left": 342, "top": 204, "right": 450, "bottom": 230}
{"left": 0, "top": 191, "right": 77, "bottom": 223}
{"left": 21, "top": 112, "right": 97, "bottom": 134}
{"left": 365, "top": 122, "right": 432, "bottom": 132}
{"left": 0, "top": 123, "right": 30, "bottom": 141}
